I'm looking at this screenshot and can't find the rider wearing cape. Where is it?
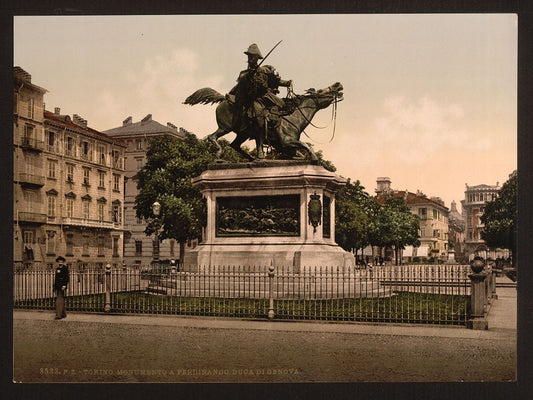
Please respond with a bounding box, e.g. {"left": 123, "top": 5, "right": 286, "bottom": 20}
{"left": 228, "top": 44, "right": 293, "bottom": 144}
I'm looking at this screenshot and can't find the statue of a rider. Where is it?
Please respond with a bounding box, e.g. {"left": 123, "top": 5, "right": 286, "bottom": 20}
{"left": 228, "top": 43, "right": 293, "bottom": 158}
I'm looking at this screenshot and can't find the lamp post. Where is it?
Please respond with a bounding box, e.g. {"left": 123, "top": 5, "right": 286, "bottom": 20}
{"left": 152, "top": 201, "right": 161, "bottom": 271}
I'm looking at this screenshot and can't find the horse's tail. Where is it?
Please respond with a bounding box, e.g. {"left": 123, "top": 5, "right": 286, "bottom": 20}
{"left": 183, "top": 88, "right": 225, "bottom": 106}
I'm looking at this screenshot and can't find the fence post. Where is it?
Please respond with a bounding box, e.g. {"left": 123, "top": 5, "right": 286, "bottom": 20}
{"left": 104, "top": 263, "right": 111, "bottom": 312}
{"left": 268, "top": 265, "right": 275, "bottom": 319}
{"left": 490, "top": 265, "right": 498, "bottom": 300}
{"left": 467, "top": 258, "right": 488, "bottom": 330}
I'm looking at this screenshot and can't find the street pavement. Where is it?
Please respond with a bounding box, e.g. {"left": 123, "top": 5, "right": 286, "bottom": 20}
{"left": 12, "top": 278, "right": 517, "bottom": 384}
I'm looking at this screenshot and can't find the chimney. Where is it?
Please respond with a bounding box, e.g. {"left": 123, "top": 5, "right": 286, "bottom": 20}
{"left": 431, "top": 196, "right": 444, "bottom": 206}
{"left": 141, "top": 114, "right": 152, "bottom": 124}
{"left": 123, "top": 116, "right": 132, "bottom": 126}
{"left": 14, "top": 66, "right": 32, "bottom": 83}
{"left": 167, "top": 122, "right": 177, "bottom": 130}
{"left": 375, "top": 177, "right": 391, "bottom": 195}
{"left": 72, "top": 114, "right": 88, "bottom": 127}
{"left": 54, "top": 107, "right": 61, "bottom": 115}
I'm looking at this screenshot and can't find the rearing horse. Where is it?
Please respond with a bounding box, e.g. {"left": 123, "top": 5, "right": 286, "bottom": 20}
{"left": 184, "top": 82, "right": 343, "bottom": 161}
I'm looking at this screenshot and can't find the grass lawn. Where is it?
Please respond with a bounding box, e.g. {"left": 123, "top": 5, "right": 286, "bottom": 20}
{"left": 14, "top": 291, "right": 470, "bottom": 325}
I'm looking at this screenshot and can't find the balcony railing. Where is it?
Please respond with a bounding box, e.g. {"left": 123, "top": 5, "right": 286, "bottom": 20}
{"left": 61, "top": 217, "right": 115, "bottom": 229}
{"left": 20, "top": 137, "right": 44, "bottom": 151}
{"left": 46, "top": 144, "right": 60, "bottom": 153}
{"left": 18, "top": 172, "right": 45, "bottom": 187}
{"left": 18, "top": 212, "right": 47, "bottom": 224}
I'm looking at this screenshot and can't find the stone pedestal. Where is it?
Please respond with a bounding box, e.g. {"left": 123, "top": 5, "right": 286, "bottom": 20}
{"left": 190, "top": 161, "right": 354, "bottom": 271}
{"left": 467, "top": 272, "right": 488, "bottom": 330}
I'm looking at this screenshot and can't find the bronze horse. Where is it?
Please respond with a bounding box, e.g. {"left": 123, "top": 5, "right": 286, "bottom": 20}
{"left": 184, "top": 82, "right": 343, "bottom": 161}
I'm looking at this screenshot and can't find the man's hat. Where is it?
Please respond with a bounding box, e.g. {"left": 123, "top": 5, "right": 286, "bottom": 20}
{"left": 244, "top": 43, "right": 263, "bottom": 59}
{"left": 56, "top": 256, "right": 66, "bottom": 263}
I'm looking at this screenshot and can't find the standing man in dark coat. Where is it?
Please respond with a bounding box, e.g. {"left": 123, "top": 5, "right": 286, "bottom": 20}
{"left": 54, "top": 256, "right": 69, "bottom": 319}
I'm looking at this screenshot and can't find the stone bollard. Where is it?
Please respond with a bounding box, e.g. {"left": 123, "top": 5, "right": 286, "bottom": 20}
{"left": 268, "top": 265, "right": 275, "bottom": 320}
{"left": 467, "top": 257, "right": 488, "bottom": 330}
{"left": 104, "top": 263, "right": 111, "bottom": 313}
{"left": 491, "top": 266, "right": 498, "bottom": 300}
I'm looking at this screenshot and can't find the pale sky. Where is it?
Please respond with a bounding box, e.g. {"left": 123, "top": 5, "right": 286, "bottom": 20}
{"left": 14, "top": 14, "right": 517, "bottom": 211}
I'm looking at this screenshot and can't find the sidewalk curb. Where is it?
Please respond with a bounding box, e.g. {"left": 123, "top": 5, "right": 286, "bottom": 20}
{"left": 13, "top": 309, "right": 515, "bottom": 341}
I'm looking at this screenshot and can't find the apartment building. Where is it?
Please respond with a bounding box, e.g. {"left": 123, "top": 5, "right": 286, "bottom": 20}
{"left": 14, "top": 67, "right": 126, "bottom": 270}
{"left": 460, "top": 182, "right": 501, "bottom": 259}
{"left": 103, "top": 115, "right": 187, "bottom": 267}
{"left": 375, "top": 177, "right": 450, "bottom": 259}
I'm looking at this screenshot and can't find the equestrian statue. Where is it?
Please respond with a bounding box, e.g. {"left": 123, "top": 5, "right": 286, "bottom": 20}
{"left": 184, "top": 43, "right": 343, "bottom": 161}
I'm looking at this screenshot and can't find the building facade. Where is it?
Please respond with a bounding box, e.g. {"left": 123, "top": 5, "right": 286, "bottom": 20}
{"left": 448, "top": 200, "right": 466, "bottom": 262}
{"left": 375, "top": 177, "right": 450, "bottom": 260}
{"left": 460, "top": 182, "right": 501, "bottom": 259}
{"left": 14, "top": 67, "right": 126, "bottom": 270}
{"left": 103, "top": 116, "right": 188, "bottom": 267}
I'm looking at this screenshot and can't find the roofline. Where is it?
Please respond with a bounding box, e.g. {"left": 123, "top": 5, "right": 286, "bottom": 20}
{"left": 44, "top": 111, "right": 126, "bottom": 148}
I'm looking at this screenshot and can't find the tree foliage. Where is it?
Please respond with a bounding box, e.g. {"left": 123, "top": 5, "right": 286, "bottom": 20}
{"left": 335, "top": 179, "right": 373, "bottom": 252}
{"left": 480, "top": 171, "right": 517, "bottom": 264}
{"left": 135, "top": 133, "right": 245, "bottom": 243}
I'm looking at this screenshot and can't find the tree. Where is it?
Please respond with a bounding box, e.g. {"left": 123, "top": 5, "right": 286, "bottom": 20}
{"left": 135, "top": 133, "right": 245, "bottom": 259}
{"left": 375, "top": 197, "right": 420, "bottom": 265}
{"left": 480, "top": 171, "right": 517, "bottom": 266}
{"left": 335, "top": 179, "right": 373, "bottom": 254}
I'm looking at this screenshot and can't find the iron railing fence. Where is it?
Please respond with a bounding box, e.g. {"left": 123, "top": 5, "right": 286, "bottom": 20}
{"left": 13, "top": 264, "right": 471, "bottom": 325}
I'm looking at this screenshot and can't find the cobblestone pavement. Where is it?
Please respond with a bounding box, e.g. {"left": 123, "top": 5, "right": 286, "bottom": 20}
{"left": 13, "top": 314, "right": 515, "bottom": 383}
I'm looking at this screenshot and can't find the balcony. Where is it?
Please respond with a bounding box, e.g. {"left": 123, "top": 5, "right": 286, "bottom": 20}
{"left": 80, "top": 153, "right": 92, "bottom": 162}
{"left": 46, "top": 144, "right": 60, "bottom": 153}
{"left": 62, "top": 217, "right": 116, "bottom": 229}
{"left": 20, "top": 136, "right": 44, "bottom": 152}
{"left": 18, "top": 211, "right": 47, "bottom": 224}
{"left": 18, "top": 172, "right": 45, "bottom": 187}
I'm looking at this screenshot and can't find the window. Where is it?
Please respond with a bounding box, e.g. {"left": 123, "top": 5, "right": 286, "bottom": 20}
{"left": 136, "top": 139, "right": 142, "bottom": 150}
{"left": 136, "top": 158, "right": 142, "bottom": 170}
{"left": 99, "top": 171, "right": 106, "bottom": 188}
{"left": 66, "top": 234, "right": 74, "bottom": 255}
{"left": 66, "top": 164, "right": 74, "bottom": 182}
{"left": 420, "top": 228, "right": 425, "bottom": 237}
{"left": 113, "top": 202, "right": 122, "bottom": 223}
{"left": 47, "top": 160, "right": 57, "bottom": 179}
{"left": 23, "top": 190, "right": 37, "bottom": 211}
{"left": 113, "top": 174, "right": 120, "bottom": 191}
{"left": 418, "top": 208, "right": 427, "bottom": 218}
{"left": 98, "top": 145, "right": 106, "bottom": 165}
{"left": 82, "top": 235, "right": 90, "bottom": 255}
{"left": 433, "top": 229, "right": 439, "bottom": 238}
{"left": 97, "top": 236, "right": 105, "bottom": 256}
{"left": 113, "top": 237, "right": 119, "bottom": 257}
{"left": 66, "top": 198, "right": 74, "bottom": 218}
{"left": 135, "top": 240, "right": 142, "bottom": 256}
{"left": 23, "top": 125, "right": 34, "bottom": 145}
{"left": 83, "top": 201, "right": 90, "bottom": 219}
{"left": 98, "top": 203, "right": 105, "bottom": 221}
{"left": 112, "top": 150, "right": 121, "bottom": 168}
{"left": 47, "top": 131, "right": 55, "bottom": 152}
{"left": 27, "top": 98, "right": 34, "bottom": 119}
{"left": 83, "top": 168, "right": 90, "bottom": 186}
{"left": 47, "top": 196, "right": 56, "bottom": 217}
{"left": 433, "top": 209, "right": 438, "bottom": 219}
{"left": 23, "top": 230, "right": 33, "bottom": 246}
{"left": 46, "top": 231, "right": 55, "bottom": 254}
{"left": 82, "top": 141, "right": 90, "bottom": 160}
{"left": 136, "top": 216, "right": 142, "bottom": 225}
{"left": 66, "top": 137, "right": 75, "bottom": 156}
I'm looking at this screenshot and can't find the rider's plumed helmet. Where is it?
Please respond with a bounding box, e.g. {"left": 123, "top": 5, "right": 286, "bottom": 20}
{"left": 244, "top": 43, "right": 263, "bottom": 59}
